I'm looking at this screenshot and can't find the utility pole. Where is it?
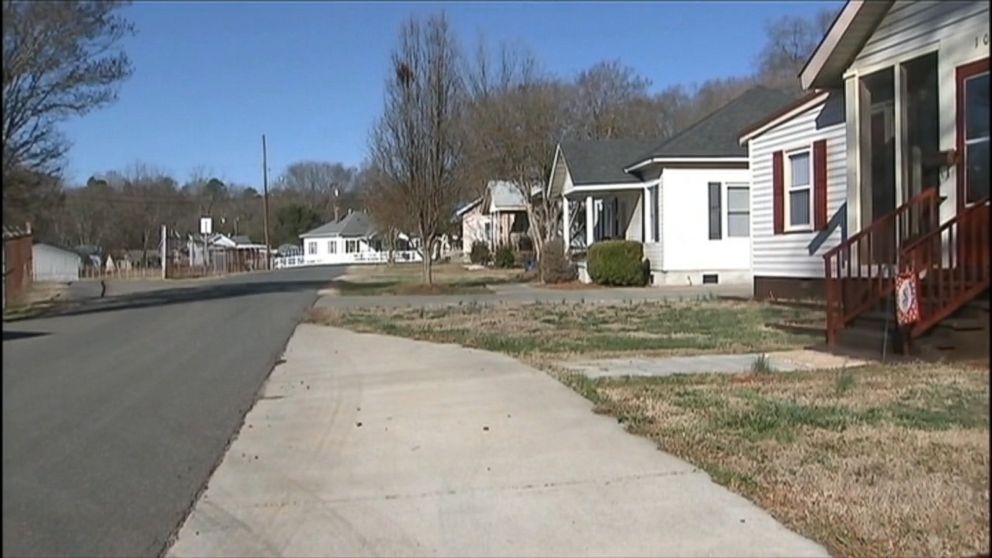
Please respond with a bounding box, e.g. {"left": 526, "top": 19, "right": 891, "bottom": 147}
{"left": 262, "top": 134, "right": 272, "bottom": 269}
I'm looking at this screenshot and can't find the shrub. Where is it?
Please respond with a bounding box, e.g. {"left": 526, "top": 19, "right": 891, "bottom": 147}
{"left": 494, "top": 244, "right": 516, "bottom": 268}
{"left": 540, "top": 237, "right": 577, "bottom": 284}
{"left": 587, "top": 240, "right": 648, "bottom": 286}
{"left": 469, "top": 241, "right": 491, "bottom": 265}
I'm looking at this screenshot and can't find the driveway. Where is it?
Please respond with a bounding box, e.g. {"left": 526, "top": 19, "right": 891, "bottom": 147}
{"left": 168, "top": 325, "right": 828, "bottom": 557}
{"left": 2, "top": 265, "right": 345, "bottom": 557}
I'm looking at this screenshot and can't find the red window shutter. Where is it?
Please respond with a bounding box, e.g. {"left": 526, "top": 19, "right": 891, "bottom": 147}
{"left": 772, "top": 151, "right": 784, "bottom": 235}
{"left": 813, "top": 139, "right": 828, "bottom": 230}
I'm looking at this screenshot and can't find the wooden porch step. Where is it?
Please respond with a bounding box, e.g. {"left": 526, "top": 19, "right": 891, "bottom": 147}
{"left": 767, "top": 298, "right": 826, "bottom": 311}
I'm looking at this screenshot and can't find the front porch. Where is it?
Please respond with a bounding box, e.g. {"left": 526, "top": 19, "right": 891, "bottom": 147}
{"left": 562, "top": 184, "right": 659, "bottom": 252}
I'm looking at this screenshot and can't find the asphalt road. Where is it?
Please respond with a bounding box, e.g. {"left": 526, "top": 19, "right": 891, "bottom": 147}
{"left": 2, "top": 265, "right": 344, "bottom": 557}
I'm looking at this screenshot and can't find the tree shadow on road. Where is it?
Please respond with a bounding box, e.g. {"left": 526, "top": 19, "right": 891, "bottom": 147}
{"left": 4, "top": 277, "right": 335, "bottom": 322}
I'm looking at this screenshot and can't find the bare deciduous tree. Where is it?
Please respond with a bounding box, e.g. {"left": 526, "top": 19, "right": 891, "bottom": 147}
{"left": 359, "top": 164, "right": 413, "bottom": 264}
{"left": 369, "top": 14, "right": 464, "bottom": 284}
{"left": 756, "top": 9, "right": 838, "bottom": 89}
{"left": 2, "top": 1, "right": 133, "bottom": 181}
{"left": 572, "top": 60, "right": 655, "bottom": 140}
{"left": 463, "top": 42, "right": 571, "bottom": 280}
{"left": 274, "top": 161, "right": 357, "bottom": 219}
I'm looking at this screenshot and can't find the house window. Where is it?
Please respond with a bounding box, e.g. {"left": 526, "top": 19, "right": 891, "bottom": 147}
{"left": 307, "top": 241, "right": 317, "bottom": 255}
{"left": 328, "top": 240, "right": 337, "bottom": 254}
{"left": 727, "top": 184, "right": 750, "bottom": 237}
{"left": 345, "top": 239, "right": 359, "bottom": 253}
{"left": 787, "top": 150, "right": 812, "bottom": 228}
{"left": 708, "top": 182, "right": 722, "bottom": 239}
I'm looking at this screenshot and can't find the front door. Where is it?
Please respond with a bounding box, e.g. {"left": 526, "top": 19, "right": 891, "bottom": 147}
{"left": 956, "top": 57, "right": 989, "bottom": 276}
{"left": 957, "top": 58, "right": 990, "bottom": 209}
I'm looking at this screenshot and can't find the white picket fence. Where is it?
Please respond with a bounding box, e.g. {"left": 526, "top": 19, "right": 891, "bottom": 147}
{"left": 273, "top": 250, "right": 422, "bottom": 269}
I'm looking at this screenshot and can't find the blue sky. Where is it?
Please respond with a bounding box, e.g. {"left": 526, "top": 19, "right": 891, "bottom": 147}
{"left": 60, "top": 0, "right": 842, "bottom": 187}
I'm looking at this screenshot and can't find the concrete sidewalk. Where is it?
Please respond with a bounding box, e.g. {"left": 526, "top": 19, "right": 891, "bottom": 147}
{"left": 167, "top": 325, "right": 828, "bottom": 558}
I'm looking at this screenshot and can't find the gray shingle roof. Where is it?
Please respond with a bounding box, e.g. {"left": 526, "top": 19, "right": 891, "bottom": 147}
{"left": 487, "top": 180, "right": 528, "bottom": 210}
{"left": 300, "top": 211, "right": 376, "bottom": 238}
{"left": 559, "top": 139, "right": 656, "bottom": 185}
{"left": 627, "top": 86, "right": 799, "bottom": 166}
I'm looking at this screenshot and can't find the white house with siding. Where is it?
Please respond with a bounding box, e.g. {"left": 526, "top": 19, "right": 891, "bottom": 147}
{"left": 457, "top": 181, "right": 530, "bottom": 258}
{"left": 739, "top": 90, "right": 848, "bottom": 300}
{"left": 299, "top": 211, "right": 421, "bottom": 265}
{"left": 552, "top": 87, "right": 797, "bottom": 286}
{"left": 740, "top": 0, "right": 989, "bottom": 354}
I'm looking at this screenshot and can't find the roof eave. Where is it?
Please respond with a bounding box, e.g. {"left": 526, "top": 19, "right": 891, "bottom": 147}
{"left": 738, "top": 91, "right": 831, "bottom": 145}
{"left": 799, "top": 0, "right": 894, "bottom": 90}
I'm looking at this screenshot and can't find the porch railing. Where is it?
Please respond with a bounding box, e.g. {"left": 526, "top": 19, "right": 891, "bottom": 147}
{"left": 899, "top": 197, "right": 990, "bottom": 338}
{"left": 823, "top": 188, "right": 942, "bottom": 344}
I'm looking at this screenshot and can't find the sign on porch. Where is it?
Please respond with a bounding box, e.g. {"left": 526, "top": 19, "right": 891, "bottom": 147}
{"left": 895, "top": 272, "right": 920, "bottom": 326}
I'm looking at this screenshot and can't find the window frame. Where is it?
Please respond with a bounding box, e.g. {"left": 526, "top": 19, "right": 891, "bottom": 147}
{"left": 328, "top": 240, "right": 337, "bottom": 254}
{"left": 345, "top": 239, "right": 359, "bottom": 254}
{"left": 725, "top": 182, "right": 750, "bottom": 238}
{"left": 307, "top": 241, "right": 317, "bottom": 255}
{"left": 785, "top": 147, "right": 814, "bottom": 231}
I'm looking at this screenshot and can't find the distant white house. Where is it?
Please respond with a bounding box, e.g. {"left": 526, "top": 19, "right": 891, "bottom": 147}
{"left": 298, "top": 211, "right": 421, "bottom": 266}
{"left": 32, "top": 242, "right": 82, "bottom": 282}
{"left": 551, "top": 87, "right": 797, "bottom": 286}
{"left": 457, "top": 180, "right": 531, "bottom": 257}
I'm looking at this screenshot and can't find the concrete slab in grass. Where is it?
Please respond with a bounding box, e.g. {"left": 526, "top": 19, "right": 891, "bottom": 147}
{"left": 564, "top": 350, "right": 869, "bottom": 379}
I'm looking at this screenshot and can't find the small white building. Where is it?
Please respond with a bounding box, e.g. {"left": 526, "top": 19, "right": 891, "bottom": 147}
{"left": 32, "top": 242, "right": 82, "bottom": 282}
{"left": 551, "top": 87, "right": 797, "bottom": 286}
{"left": 299, "top": 211, "right": 421, "bottom": 265}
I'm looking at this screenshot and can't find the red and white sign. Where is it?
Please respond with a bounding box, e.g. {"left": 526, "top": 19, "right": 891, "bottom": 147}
{"left": 895, "top": 272, "right": 920, "bottom": 326}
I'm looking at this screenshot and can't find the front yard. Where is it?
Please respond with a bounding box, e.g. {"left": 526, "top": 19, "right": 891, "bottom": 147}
{"left": 310, "top": 298, "right": 990, "bottom": 557}
{"left": 309, "top": 298, "right": 821, "bottom": 356}
{"left": 579, "top": 363, "right": 990, "bottom": 558}
{"left": 329, "top": 262, "right": 533, "bottom": 295}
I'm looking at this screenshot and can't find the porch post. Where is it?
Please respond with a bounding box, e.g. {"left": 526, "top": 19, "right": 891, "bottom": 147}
{"left": 562, "top": 196, "right": 571, "bottom": 253}
{"left": 643, "top": 186, "right": 653, "bottom": 243}
{"left": 585, "top": 195, "right": 595, "bottom": 247}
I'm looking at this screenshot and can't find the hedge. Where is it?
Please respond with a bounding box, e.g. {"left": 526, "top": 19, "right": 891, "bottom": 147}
{"left": 587, "top": 240, "right": 649, "bottom": 286}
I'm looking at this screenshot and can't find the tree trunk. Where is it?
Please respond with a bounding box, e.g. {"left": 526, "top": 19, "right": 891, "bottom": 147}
{"left": 420, "top": 230, "right": 434, "bottom": 285}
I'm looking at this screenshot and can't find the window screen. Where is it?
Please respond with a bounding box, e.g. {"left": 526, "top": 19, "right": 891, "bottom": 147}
{"left": 727, "top": 184, "right": 749, "bottom": 238}
{"left": 708, "top": 182, "right": 722, "bottom": 240}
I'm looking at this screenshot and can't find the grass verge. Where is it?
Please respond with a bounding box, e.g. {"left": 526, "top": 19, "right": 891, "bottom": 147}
{"left": 331, "top": 262, "right": 533, "bottom": 296}
{"left": 308, "top": 299, "right": 821, "bottom": 357}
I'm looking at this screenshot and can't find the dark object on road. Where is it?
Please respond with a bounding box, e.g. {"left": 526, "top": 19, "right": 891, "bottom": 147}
{"left": 100, "top": 280, "right": 107, "bottom": 297}
{"left": 482, "top": 426, "right": 489, "bottom": 431}
{"left": 356, "top": 422, "right": 363, "bottom": 427}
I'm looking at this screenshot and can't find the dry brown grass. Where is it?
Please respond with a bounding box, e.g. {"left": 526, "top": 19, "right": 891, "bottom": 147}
{"left": 308, "top": 299, "right": 822, "bottom": 357}
{"left": 582, "top": 362, "right": 990, "bottom": 558}
{"left": 343, "top": 261, "right": 529, "bottom": 283}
